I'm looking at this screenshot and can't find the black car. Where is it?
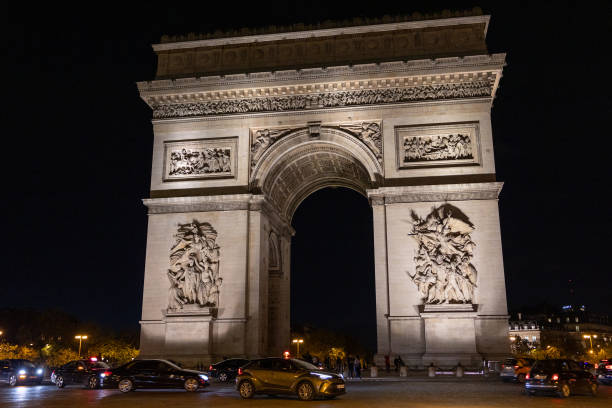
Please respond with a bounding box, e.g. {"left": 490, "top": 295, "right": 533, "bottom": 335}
{"left": 525, "top": 359, "right": 598, "bottom": 397}
{"left": 236, "top": 358, "right": 345, "bottom": 401}
{"left": 53, "top": 359, "right": 111, "bottom": 389}
{"left": 101, "top": 359, "right": 210, "bottom": 392}
{"left": 208, "top": 358, "right": 249, "bottom": 382}
{"left": 596, "top": 359, "right": 612, "bottom": 385}
{"left": 0, "top": 359, "right": 44, "bottom": 386}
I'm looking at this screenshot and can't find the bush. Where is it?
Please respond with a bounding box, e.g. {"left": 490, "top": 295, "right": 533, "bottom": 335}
{"left": 0, "top": 343, "right": 38, "bottom": 361}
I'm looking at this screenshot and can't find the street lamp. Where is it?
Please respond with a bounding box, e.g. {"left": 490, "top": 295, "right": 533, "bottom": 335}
{"left": 292, "top": 338, "right": 304, "bottom": 356}
{"left": 75, "top": 335, "right": 88, "bottom": 357}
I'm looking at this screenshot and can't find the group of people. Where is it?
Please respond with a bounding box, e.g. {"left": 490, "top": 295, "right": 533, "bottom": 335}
{"left": 384, "top": 354, "right": 405, "bottom": 372}
{"left": 301, "top": 353, "right": 366, "bottom": 379}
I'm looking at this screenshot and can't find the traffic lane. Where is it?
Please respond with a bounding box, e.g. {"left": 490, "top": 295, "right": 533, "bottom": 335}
{"left": 0, "top": 380, "right": 610, "bottom": 408}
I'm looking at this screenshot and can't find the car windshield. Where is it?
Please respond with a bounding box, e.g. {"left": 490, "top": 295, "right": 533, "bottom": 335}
{"left": 165, "top": 360, "right": 183, "bottom": 370}
{"left": 292, "top": 359, "right": 320, "bottom": 370}
{"left": 16, "top": 360, "right": 35, "bottom": 368}
{"left": 504, "top": 358, "right": 517, "bottom": 365}
{"left": 87, "top": 362, "right": 110, "bottom": 369}
{"left": 532, "top": 360, "right": 562, "bottom": 371}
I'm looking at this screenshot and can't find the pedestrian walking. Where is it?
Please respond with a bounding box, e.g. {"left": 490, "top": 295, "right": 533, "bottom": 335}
{"left": 336, "top": 356, "right": 342, "bottom": 374}
{"left": 347, "top": 355, "right": 354, "bottom": 378}
{"left": 354, "top": 355, "right": 362, "bottom": 379}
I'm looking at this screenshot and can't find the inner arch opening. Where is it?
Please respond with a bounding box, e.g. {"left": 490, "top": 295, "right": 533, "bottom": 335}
{"left": 290, "top": 187, "right": 376, "bottom": 356}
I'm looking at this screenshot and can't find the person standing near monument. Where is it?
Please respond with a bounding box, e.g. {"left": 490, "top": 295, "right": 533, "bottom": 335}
{"left": 347, "top": 355, "right": 354, "bottom": 378}
{"left": 384, "top": 354, "right": 391, "bottom": 373}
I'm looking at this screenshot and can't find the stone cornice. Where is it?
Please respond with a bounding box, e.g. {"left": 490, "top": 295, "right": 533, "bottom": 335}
{"left": 138, "top": 54, "right": 505, "bottom": 94}
{"left": 367, "top": 182, "right": 503, "bottom": 204}
{"left": 153, "top": 16, "right": 490, "bottom": 51}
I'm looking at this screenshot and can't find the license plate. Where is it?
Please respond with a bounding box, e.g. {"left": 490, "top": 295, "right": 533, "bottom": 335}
{"left": 534, "top": 375, "right": 547, "bottom": 380}
{"left": 336, "top": 384, "right": 345, "bottom": 389}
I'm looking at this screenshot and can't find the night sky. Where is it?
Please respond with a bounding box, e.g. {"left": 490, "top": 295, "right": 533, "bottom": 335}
{"left": 5, "top": 2, "right": 611, "bottom": 350}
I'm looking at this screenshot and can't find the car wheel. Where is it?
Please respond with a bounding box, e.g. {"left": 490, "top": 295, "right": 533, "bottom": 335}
{"left": 297, "top": 381, "right": 315, "bottom": 401}
{"left": 118, "top": 378, "right": 134, "bottom": 393}
{"left": 517, "top": 373, "right": 526, "bottom": 383}
{"left": 184, "top": 377, "right": 199, "bottom": 392}
{"left": 8, "top": 375, "right": 17, "bottom": 387}
{"left": 239, "top": 380, "right": 255, "bottom": 399}
{"left": 55, "top": 375, "right": 65, "bottom": 388}
{"left": 590, "top": 382, "right": 598, "bottom": 396}
{"left": 87, "top": 376, "right": 99, "bottom": 389}
{"left": 218, "top": 372, "right": 228, "bottom": 382}
{"left": 557, "top": 382, "right": 571, "bottom": 398}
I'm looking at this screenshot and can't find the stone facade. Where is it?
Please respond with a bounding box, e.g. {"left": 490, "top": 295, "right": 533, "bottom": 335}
{"left": 137, "top": 15, "right": 509, "bottom": 368}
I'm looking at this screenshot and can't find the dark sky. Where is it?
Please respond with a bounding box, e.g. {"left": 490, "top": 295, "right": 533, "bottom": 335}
{"left": 5, "top": 2, "right": 612, "bottom": 349}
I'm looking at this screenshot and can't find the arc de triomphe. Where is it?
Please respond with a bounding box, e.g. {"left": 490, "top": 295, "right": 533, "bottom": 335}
{"left": 137, "top": 14, "right": 509, "bottom": 367}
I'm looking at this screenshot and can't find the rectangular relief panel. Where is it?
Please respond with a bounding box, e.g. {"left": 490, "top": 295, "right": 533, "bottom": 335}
{"left": 395, "top": 122, "right": 480, "bottom": 169}
{"left": 163, "top": 137, "right": 238, "bottom": 181}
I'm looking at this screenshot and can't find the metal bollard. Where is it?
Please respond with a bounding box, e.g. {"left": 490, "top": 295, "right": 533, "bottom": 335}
{"left": 456, "top": 364, "right": 464, "bottom": 378}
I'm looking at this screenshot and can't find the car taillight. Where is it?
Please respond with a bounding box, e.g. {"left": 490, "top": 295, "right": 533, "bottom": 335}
{"left": 101, "top": 371, "right": 112, "bottom": 377}
{"left": 606, "top": 365, "right": 612, "bottom": 370}
{"left": 525, "top": 373, "right": 530, "bottom": 380}
{"left": 514, "top": 365, "right": 519, "bottom": 370}
{"left": 551, "top": 374, "right": 559, "bottom": 381}
{"left": 501, "top": 364, "right": 505, "bottom": 369}
{"left": 209, "top": 365, "right": 213, "bottom": 371}
{"left": 238, "top": 368, "right": 243, "bottom": 375}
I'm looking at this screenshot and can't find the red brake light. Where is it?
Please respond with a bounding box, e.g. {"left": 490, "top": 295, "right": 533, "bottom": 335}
{"left": 551, "top": 374, "right": 559, "bottom": 381}
{"left": 90, "top": 357, "right": 98, "bottom": 362}
{"left": 209, "top": 365, "right": 213, "bottom": 371}
{"left": 238, "top": 368, "right": 243, "bottom": 375}
{"left": 525, "top": 373, "right": 530, "bottom": 380}
{"left": 514, "top": 365, "right": 519, "bottom": 370}
{"left": 102, "top": 371, "right": 112, "bottom": 377}
{"left": 501, "top": 364, "right": 505, "bottom": 369}
{"left": 606, "top": 365, "right": 612, "bottom": 370}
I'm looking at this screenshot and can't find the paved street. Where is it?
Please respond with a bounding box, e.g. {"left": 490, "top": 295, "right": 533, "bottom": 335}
{"left": 1, "top": 379, "right": 610, "bottom": 408}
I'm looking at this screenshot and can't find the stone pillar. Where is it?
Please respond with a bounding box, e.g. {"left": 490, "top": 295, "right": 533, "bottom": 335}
{"left": 371, "top": 197, "right": 390, "bottom": 366}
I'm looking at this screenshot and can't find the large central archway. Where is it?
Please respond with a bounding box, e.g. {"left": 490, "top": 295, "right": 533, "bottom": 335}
{"left": 251, "top": 127, "right": 383, "bottom": 221}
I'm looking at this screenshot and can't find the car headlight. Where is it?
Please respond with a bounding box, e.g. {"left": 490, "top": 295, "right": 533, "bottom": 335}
{"left": 339, "top": 373, "right": 344, "bottom": 379}
{"left": 36, "top": 369, "right": 43, "bottom": 375}
{"left": 18, "top": 370, "right": 26, "bottom": 375}
{"left": 199, "top": 374, "right": 209, "bottom": 381}
{"left": 310, "top": 372, "right": 332, "bottom": 380}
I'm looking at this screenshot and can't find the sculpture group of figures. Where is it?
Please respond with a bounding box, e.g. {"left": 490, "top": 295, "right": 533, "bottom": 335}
{"left": 153, "top": 80, "right": 492, "bottom": 119}
{"left": 169, "top": 148, "right": 231, "bottom": 176}
{"left": 403, "top": 133, "right": 472, "bottom": 162}
{"left": 250, "top": 121, "right": 382, "bottom": 169}
{"left": 408, "top": 205, "right": 477, "bottom": 304}
{"left": 167, "top": 221, "right": 222, "bottom": 309}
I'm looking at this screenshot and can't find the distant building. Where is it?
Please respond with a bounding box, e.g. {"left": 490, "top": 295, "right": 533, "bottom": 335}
{"left": 508, "top": 305, "right": 611, "bottom": 355}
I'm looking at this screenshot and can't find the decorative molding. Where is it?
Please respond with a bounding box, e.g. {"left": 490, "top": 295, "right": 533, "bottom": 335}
{"left": 163, "top": 137, "right": 237, "bottom": 181}
{"left": 367, "top": 182, "right": 503, "bottom": 203}
{"left": 167, "top": 220, "right": 222, "bottom": 309}
{"left": 396, "top": 122, "right": 479, "bottom": 169}
{"left": 143, "top": 194, "right": 253, "bottom": 214}
{"left": 150, "top": 79, "right": 493, "bottom": 119}
{"left": 138, "top": 54, "right": 505, "bottom": 92}
{"left": 250, "top": 126, "right": 298, "bottom": 169}
{"left": 408, "top": 204, "right": 478, "bottom": 304}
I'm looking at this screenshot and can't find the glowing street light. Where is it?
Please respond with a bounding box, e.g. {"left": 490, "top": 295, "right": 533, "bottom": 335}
{"left": 292, "top": 338, "right": 304, "bottom": 356}
{"left": 75, "top": 335, "right": 88, "bottom": 357}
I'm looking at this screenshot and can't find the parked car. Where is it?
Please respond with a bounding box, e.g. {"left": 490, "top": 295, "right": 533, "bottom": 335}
{"left": 525, "top": 359, "right": 598, "bottom": 397}
{"left": 209, "top": 358, "right": 250, "bottom": 382}
{"left": 596, "top": 359, "right": 612, "bottom": 385}
{"left": 236, "top": 357, "right": 345, "bottom": 401}
{"left": 500, "top": 357, "right": 534, "bottom": 382}
{"left": 53, "top": 358, "right": 111, "bottom": 389}
{"left": 100, "top": 359, "right": 209, "bottom": 392}
{"left": 0, "top": 359, "right": 44, "bottom": 386}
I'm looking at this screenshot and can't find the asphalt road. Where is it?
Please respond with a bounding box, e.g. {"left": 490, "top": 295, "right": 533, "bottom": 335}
{"left": 0, "top": 379, "right": 610, "bottom": 408}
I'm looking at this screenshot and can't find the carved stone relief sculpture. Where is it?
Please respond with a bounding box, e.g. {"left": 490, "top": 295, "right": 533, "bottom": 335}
{"left": 396, "top": 122, "right": 479, "bottom": 169}
{"left": 164, "top": 138, "right": 237, "bottom": 181}
{"left": 407, "top": 204, "right": 477, "bottom": 304}
{"left": 338, "top": 121, "right": 383, "bottom": 163}
{"left": 250, "top": 127, "right": 294, "bottom": 169}
{"left": 167, "top": 220, "right": 222, "bottom": 310}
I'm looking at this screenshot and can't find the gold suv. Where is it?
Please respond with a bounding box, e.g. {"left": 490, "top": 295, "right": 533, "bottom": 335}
{"left": 236, "top": 357, "right": 346, "bottom": 401}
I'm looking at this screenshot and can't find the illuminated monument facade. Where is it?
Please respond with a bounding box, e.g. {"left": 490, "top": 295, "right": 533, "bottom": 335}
{"left": 137, "top": 12, "right": 509, "bottom": 367}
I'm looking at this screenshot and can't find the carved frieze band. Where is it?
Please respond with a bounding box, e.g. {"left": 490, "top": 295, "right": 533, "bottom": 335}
{"left": 163, "top": 137, "right": 237, "bottom": 181}
{"left": 367, "top": 182, "right": 504, "bottom": 205}
{"left": 151, "top": 80, "right": 493, "bottom": 119}
{"left": 250, "top": 120, "right": 382, "bottom": 172}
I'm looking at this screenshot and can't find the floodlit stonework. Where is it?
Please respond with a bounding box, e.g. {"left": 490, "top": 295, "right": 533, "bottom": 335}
{"left": 137, "top": 14, "right": 509, "bottom": 367}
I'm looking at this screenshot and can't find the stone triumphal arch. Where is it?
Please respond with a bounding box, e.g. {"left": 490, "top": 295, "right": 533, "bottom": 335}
{"left": 137, "top": 13, "right": 509, "bottom": 367}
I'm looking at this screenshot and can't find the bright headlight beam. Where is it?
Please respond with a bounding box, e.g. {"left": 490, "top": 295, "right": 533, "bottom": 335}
{"left": 310, "top": 372, "right": 332, "bottom": 380}
{"left": 18, "top": 370, "right": 26, "bottom": 375}
{"left": 36, "top": 369, "right": 43, "bottom": 375}
{"left": 199, "top": 374, "right": 209, "bottom": 381}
